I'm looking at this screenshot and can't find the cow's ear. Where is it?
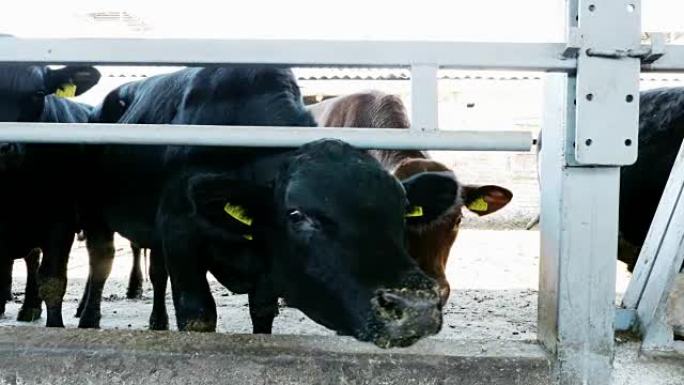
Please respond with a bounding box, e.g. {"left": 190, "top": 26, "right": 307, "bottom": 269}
{"left": 462, "top": 185, "right": 512, "bottom": 216}
{"left": 187, "top": 173, "right": 273, "bottom": 240}
{"left": 45, "top": 66, "right": 101, "bottom": 97}
{"left": 401, "top": 171, "right": 459, "bottom": 223}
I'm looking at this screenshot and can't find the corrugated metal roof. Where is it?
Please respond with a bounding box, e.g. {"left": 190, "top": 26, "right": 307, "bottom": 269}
{"left": 95, "top": 67, "right": 684, "bottom": 82}
{"left": 294, "top": 68, "right": 544, "bottom": 81}
{"left": 96, "top": 67, "right": 546, "bottom": 81}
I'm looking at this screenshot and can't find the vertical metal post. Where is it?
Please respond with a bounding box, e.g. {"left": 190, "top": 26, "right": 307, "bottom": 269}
{"left": 410, "top": 64, "right": 439, "bottom": 131}
{"left": 539, "top": 73, "right": 620, "bottom": 385}
{"left": 538, "top": 1, "right": 640, "bottom": 382}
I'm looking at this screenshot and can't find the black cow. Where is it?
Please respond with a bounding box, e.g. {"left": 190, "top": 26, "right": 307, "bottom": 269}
{"left": 619, "top": 87, "right": 684, "bottom": 272}
{"left": 0, "top": 64, "right": 100, "bottom": 325}
{"left": 72, "top": 80, "right": 147, "bottom": 321}
{"left": 534, "top": 87, "right": 684, "bottom": 273}
{"left": 81, "top": 66, "right": 450, "bottom": 347}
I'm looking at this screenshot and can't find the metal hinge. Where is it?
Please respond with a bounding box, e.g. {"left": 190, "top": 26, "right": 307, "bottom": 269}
{"left": 562, "top": 30, "right": 665, "bottom": 64}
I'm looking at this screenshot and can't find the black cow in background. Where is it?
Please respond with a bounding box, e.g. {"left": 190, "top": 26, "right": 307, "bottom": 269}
{"left": 619, "top": 87, "right": 684, "bottom": 273}
{"left": 0, "top": 64, "right": 100, "bottom": 326}
{"left": 533, "top": 87, "right": 684, "bottom": 273}
{"left": 73, "top": 80, "right": 147, "bottom": 321}
{"left": 81, "top": 66, "right": 450, "bottom": 347}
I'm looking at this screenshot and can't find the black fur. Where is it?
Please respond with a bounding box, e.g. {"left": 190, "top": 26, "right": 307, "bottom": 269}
{"left": 0, "top": 64, "right": 100, "bottom": 326}
{"left": 83, "top": 66, "right": 447, "bottom": 347}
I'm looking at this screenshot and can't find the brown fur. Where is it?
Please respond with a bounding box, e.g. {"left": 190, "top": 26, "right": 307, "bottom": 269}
{"left": 308, "top": 92, "right": 459, "bottom": 304}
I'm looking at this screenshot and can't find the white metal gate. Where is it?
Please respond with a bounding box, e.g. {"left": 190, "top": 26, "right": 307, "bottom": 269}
{"left": 1, "top": 1, "right": 684, "bottom": 384}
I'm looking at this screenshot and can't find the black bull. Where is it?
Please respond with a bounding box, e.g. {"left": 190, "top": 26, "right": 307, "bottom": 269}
{"left": 534, "top": 87, "right": 684, "bottom": 273}
{"left": 75, "top": 66, "right": 456, "bottom": 347}
{"left": 0, "top": 64, "right": 100, "bottom": 327}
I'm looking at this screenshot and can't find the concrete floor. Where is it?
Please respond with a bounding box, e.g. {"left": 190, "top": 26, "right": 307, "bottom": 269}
{"left": 0, "top": 230, "right": 682, "bottom": 384}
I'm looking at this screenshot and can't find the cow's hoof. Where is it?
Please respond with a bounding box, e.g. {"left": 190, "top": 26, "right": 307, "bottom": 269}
{"left": 45, "top": 309, "right": 65, "bottom": 328}
{"left": 126, "top": 286, "right": 143, "bottom": 300}
{"left": 149, "top": 313, "right": 169, "bottom": 331}
{"left": 78, "top": 313, "right": 101, "bottom": 329}
{"left": 183, "top": 319, "right": 216, "bottom": 333}
{"left": 17, "top": 307, "right": 42, "bottom": 322}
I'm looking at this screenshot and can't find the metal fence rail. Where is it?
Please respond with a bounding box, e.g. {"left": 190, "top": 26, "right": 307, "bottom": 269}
{"left": 0, "top": 38, "right": 575, "bottom": 71}
{"left": 0, "top": 123, "right": 532, "bottom": 151}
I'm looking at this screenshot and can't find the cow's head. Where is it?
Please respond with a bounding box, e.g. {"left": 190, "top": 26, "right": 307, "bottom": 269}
{"left": 393, "top": 158, "right": 512, "bottom": 305}
{"left": 0, "top": 64, "right": 100, "bottom": 171}
{"left": 90, "top": 81, "right": 140, "bottom": 123}
{"left": 190, "top": 140, "right": 459, "bottom": 347}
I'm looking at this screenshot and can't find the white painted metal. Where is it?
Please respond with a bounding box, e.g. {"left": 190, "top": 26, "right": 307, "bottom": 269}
{"left": 622, "top": 140, "right": 684, "bottom": 351}
{"left": 614, "top": 308, "right": 637, "bottom": 332}
{"left": 639, "top": 33, "right": 666, "bottom": 64}
{"left": 539, "top": 74, "right": 618, "bottom": 385}
{"left": 642, "top": 44, "right": 684, "bottom": 72}
{"left": 410, "top": 65, "right": 439, "bottom": 131}
{"left": 573, "top": 0, "right": 641, "bottom": 166}
{"left": 0, "top": 38, "right": 576, "bottom": 71}
{"left": 622, "top": 140, "right": 684, "bottom": 309}
{"left": 0, "top": 123, "right": 532, "bottom": 151}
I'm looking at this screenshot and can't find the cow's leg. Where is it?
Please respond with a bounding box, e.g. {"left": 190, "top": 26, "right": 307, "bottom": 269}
{"left": 148, "top": 248, "right": 169, "bottom": 330}
{"left": 169, "top": 270, "right": 216, "bottom": 332}
{"left": 74, "top": 228, "right": 91, "bottom": 316}
{"left": 75, "top": 275, "right": 91, "bottom": 318}
{"left": 0, "top": 257, "right": 13, "bottom": 317}
{"left": 127, "top": 242, "right": 144, "bottom": 299}
{"left": 248, "top": 276, "right": 279, "bottom": 334}
{"left": 17, "top": 249, "right": 42, "bottom": 321}
{"left": 78, "top": 227, "right": 115, "bottom": 329}
{"left": 38, "top": 225, "right": 74, "bottom": 328}
{"left": 166, "top": 242, "right": 216, "bottom": 332}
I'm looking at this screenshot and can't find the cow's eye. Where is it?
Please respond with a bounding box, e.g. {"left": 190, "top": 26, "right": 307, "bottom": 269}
{"left": 287, "top": 209, "right": 319, "bottom": 233}
{"left": 287, "top": 209, "right": 307, "bottom": 223}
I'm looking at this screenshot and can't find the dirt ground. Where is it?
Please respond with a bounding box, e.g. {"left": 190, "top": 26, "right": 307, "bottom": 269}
{"left": 0, "top": 229, "right": 626, "bottom": 340}
{"left": 2, "top": 230, "right": 683, "bottom": 384}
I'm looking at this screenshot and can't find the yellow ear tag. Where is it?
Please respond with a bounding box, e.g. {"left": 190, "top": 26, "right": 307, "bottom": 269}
{"left": 467, "top": 197, "right": 489, "bottom": 212}
{"left": 55, "top": 83, "right": 77, "bottom": 98}
{"left": 224, "top": 202, "right": 253, "bottom": 226}
{"left": 405, "top": 206, "right": 424, "bottom": 218}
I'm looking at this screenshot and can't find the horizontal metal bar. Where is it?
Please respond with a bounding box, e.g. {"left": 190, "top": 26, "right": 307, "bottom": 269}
{"left": 642, "top": 44, "right": 684, "bottom": 72}
{"left": 0, "top": 123, "right": 532, "bottom": 152}
{"left": 0, "top": 38, "right": 575, "bottom": 72}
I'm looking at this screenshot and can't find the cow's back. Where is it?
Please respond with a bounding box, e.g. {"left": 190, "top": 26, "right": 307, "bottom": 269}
{"left": 310, "top": 91, "right": 426, "bottom": 169}
{"left": 83, "top": 66, "right": 316, "bottom": 246}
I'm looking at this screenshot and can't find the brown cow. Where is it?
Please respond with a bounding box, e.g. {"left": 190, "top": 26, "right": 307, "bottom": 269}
{"left": 308, "top": 91, "right": 513, "bottom": 305}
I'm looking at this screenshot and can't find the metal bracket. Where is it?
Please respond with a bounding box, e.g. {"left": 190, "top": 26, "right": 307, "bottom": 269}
{"left": 562, "top": 27, "right": 582, "bottom": 59}
{"left": 573, "top": 0, "right": 641, "bottom": 166}
{"left": 584, "top": 32, "right": 665, "bottom": 64}
{"left": 639, "top": 32, "right": 666, "bottom": 64}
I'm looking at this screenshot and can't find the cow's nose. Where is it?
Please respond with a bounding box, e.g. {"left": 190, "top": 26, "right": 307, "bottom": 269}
{"left": 0, "top": 143, "right": 15, "bottom": 155}
{"left": 371, "top": 288, "right": 442, "bottom": 347}
{"left": 375, "top": 289, "right": 441, "bottom": 318}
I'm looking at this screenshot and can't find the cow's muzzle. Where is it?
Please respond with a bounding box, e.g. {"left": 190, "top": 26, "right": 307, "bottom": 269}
{"left": 368, "top": 287, "right": 442, "bottom": 348}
